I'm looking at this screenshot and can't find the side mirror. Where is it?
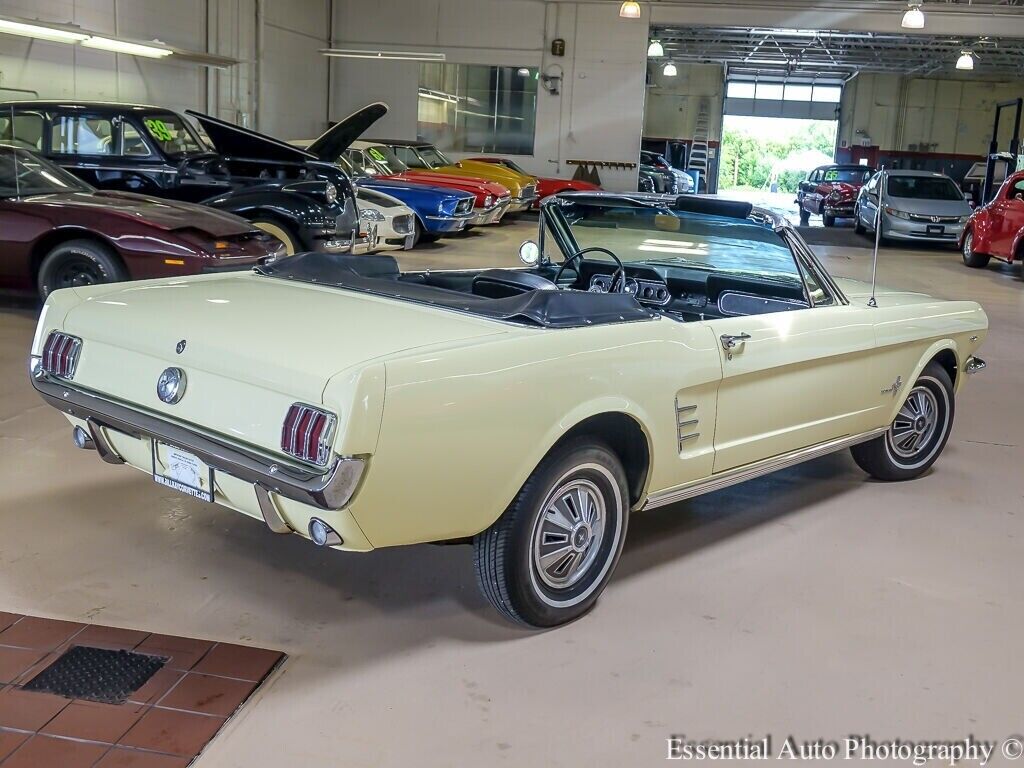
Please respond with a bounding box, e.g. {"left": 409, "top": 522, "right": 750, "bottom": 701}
{"left": 519, "top": 240, "right": 540, "bottom": 265}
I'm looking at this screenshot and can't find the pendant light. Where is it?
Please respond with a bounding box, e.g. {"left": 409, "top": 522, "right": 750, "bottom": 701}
{"left": 901, "top": 2, "right": 925, "bottom": 29}
{"left": 648, "top": 40, "right": 664, "bottom": 57}
{"left": 662, "top": 61, "right": 677, "bottom": 77}
{"left": 619, "top": 1, "right": 641, "bottom": 19}
{"left": 956, "top": 50, "right": 974, "bottom": 70}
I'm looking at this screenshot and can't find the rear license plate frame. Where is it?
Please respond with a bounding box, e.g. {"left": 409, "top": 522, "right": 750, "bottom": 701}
{"left": 151, "top": 440, "right": 214, "bottom": 503}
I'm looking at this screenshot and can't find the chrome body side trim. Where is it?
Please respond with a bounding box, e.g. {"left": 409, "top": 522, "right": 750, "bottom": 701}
{"left": 641, "top": 427, "right": 889, "bottom": 510}
{"left": 964, "top": 356, "right": 986, "bottom": 375}
{"left": 32, "top": 374, "right": 365, "bottom": 511}
{"left": 674, "top": 399, "right": 700, "bottom": 451}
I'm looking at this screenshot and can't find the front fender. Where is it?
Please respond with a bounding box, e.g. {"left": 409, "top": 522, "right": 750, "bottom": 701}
{"left": 203, "top": 189, "right": 341, "bottom": 232}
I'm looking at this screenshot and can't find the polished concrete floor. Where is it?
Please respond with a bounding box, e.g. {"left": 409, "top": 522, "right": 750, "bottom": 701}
{"left": 1, "top": 217, "right": 1022, "bottom": 767}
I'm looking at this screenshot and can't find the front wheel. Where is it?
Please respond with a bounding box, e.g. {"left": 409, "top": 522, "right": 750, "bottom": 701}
{"left": 854, "top": 206, "right": 866, "bottom": 234}
{"left": 798, "top": 207, "right": 810, "bottom": 225}
{"left": 823, "top": 214, "right": 836, "bottom": 228}
{"left": 961, "top": 231, "right": 990, "bottom": 268}
{"left": 473, "top": 438, "right": 629, "bottom": 627}
{"left": 251, "top": 219, "right": 300, "bottom": 255}
{"left": 850, "top": 362, "right": 955, "bottom": 481}
{"left": 37, "top": 239, "right": 127, "bottom": 298}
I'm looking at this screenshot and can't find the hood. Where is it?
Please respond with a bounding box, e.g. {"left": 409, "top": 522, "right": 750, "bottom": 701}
{"left": 884, "top": 196, "right": 972, "bottom": 217}
{"left": 357, "top": 176, "right": 468, "bottom": 202}
{"left": 396, "top": 171, "right": 508, "bottom": 197}
{"left": 185, "top": 110, "right": 318, "bottom": 164}
{"left": 33, "top": 190, "right": 254, "bottom": 237}
{"left": 825, "top": 182, "right": 859, "bottom": 199}
{"left": 307, "top": 103, "right": 388, "bottom": 161}
{"left": 457, "top": 159, "right": 536, "bottom": 184}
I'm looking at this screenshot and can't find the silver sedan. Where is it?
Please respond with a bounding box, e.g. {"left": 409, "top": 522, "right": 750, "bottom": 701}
{"left": 855, "top": 170, "right": 972, "bottom": 245}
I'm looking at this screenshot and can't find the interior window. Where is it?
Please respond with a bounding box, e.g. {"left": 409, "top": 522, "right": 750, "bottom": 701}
{"left": 393, "top": 145, "right": 426, "bottom": 168}
{"left": 0, "top": 112, "right": 44, "bottom": 151}
{"left": 51, "top": 115, "right": 115, "bottom": 155}
{"left": 1011, "top": 179, "right": 1024, "bottom": 199}
{"left": 796, "top": 257, "right": 834, "bottom": 307}
{"left": 122, "top": 123, "right": 152, "bottom": 156}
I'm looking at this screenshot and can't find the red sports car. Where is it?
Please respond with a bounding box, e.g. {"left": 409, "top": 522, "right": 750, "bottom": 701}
{"left": 468, "top": 157, "right": 601, "bottom": 208}
{"left": 0, "top": 147, "right": 284, "bottom": 296}
{"left": 797, "top": 164, "right": 874, "bottom": 227}
{"left": 960, "top": 169, "right": 1024, "bottom": 270}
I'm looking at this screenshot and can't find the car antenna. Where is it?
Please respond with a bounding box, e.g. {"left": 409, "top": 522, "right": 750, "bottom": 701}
{"left": 868, "top": 166, "right": 885, "bottom": 308}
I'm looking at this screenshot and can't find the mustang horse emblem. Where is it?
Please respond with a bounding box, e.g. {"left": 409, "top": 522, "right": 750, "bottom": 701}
{"left": 881, "top": 376, "right": 904, "bottom": 397}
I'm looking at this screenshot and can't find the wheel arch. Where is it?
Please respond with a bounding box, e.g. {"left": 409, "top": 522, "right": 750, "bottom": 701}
{"left": 887, "top": 340, "right": 961, "bottom": 421}
{"left": 30, "top": 228, "right": 127, "bottom": 284}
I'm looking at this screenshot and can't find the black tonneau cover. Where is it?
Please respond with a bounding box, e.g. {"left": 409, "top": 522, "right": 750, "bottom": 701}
{"left": 257, "top": 253, "right": 657, "bottom": 329}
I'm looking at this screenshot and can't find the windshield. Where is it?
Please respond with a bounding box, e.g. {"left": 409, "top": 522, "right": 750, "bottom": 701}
{"left": 499, "top": 158, "right": 527, "bottom": 174}
{"left": 0, "top": 147, "right": 91, "bottom": 196}
{"left": 415, "top": 146, "right": 452, "bottom": 168}
{"left": 823, "top": 168, "right": 871, "bottom": 185}
{"left": 887, "top": 175, "right": 962, "bottom": 200}
{"left": 364, "top": 145, "right": 409, "bottom": 175}
{"left": 552, "top": 199, "right": 803, "bottom": 283}
{"left": 139, "top": 113, "right": 206, "bottom": 156}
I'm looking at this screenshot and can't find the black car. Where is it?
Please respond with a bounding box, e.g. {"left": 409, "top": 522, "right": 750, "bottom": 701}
{"left": 0, "top": 101, "right": 360, "bottom": 254}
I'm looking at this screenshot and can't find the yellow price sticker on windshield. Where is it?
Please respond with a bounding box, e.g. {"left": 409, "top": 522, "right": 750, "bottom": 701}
{"left": 144, "top": 118, "right": 174, "bottom": 143}
{"left": 368, "top": 148, "right": 387, "bottom": 162}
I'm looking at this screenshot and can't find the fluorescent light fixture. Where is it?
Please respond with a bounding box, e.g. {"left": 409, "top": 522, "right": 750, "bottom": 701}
{"left": 0, "top": 18, "right": 88, "bottom": 43}
{"left": 81, "top": 36, "right": 172, "bottom": 57}
{"left": 901, "top": 3, "right": 925, "bottom": 29}
{"left": 619, "top": 1, "right": 641, "bottom": 19}
{"left": 663, "top": 61, "right": 678, "bottom": 77}
{"left": 320, "top": 48, "right": 445, "bottom": 62}
{"left": 956, "top": 50, "right": 974, "bottom": 70}
{"left": 647, "top": 40, "right": 664, "bottom": 57}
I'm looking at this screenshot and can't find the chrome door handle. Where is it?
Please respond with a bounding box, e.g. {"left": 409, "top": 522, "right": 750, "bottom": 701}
{"left": 720, "top": 333, "right": 751, "bottom": 351}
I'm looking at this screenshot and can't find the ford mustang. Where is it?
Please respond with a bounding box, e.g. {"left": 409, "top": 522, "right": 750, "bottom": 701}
{"left": 30, "top": 192, "right": 988, "bottom": 628}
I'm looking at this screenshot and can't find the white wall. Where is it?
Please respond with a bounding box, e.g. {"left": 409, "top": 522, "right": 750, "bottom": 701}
{"left": 330, "top": 0, "right": 648, "bottom": 191}
{"left": 644, "top": 62, "right": 723, "bottom": 141}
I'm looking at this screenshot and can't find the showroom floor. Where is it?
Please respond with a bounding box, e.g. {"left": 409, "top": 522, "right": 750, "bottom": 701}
{"left": 1, "top": 218, "right": 1022, "bottom": 766}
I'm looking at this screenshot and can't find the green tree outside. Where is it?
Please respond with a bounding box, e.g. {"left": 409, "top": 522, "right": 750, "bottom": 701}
{"left": 719, "top": 118, "right": 837, "bottom": 193}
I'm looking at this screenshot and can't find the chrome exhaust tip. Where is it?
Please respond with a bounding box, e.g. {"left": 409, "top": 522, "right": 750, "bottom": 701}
{"left": 72, "top": 425, "right": 95, "bottom": 450}
{"left": 308, "top": 518, "right": 342, "bottom": 547}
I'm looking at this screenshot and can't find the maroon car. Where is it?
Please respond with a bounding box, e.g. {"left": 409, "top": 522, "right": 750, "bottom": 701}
{"left": 797, "top": 164, "right": 875, "bottom": 227}
{"left": 0, "top": 147, "right": 284, "bottom": 296}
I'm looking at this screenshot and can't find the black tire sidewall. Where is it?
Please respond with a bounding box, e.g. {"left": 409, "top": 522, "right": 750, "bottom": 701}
{"left": 883, "top": 370, "right": 954, "bottom": 474}
{"left": 38, "top": 240, "right": 125, "bottom": 297}
{"left": 506, "top": 442, "right": 629, "bottom": 627}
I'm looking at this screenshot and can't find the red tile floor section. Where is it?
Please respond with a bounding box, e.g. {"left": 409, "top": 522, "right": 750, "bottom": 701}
{"left": 0, "top": 613, "right": 284, "bottom": 766}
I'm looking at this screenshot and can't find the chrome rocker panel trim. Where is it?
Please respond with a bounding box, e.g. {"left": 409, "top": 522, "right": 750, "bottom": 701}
{"left": 640, "top": 427, "right": 889, "bottom": 510}
{"left": 32, "top": 373, "right": 364, "bottom": 511}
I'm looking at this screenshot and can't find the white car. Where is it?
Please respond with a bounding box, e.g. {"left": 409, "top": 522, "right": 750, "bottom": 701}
{"left": 352, "top": 187, "right": 417, "bottom": 254}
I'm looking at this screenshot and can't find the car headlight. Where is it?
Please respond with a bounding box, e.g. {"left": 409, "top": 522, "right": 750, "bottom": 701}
{"left": 325, "top": 182, "right": 338, "bottom": 205}
{"left": 884, "top": 206, "right": 911, "bottom": 220}
{"left": 484, "top": 195, "right": 494, "bottom": 208}
{"left": 360, "top": 207, "right": 385, "bottom": 222}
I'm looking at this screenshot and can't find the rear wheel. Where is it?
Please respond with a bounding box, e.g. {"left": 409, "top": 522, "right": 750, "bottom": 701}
{"left": 37, "top": 239, "right": 127, "bottom": 298}
{"left": 823, "top": 214, "right": 836, "bottom": 228}
{"left": 473, "top": 438, "right": 629, "bottom": 627}
{"left": 961, "top": 231, "right": 990, "bottom": 268}
{"left": 798, "top": 207, "right": 810, "bottom": 225}
{"left": 251, "top": 219, "right": 299, "bottom": 255}
{"left": 850, "top": 362, "right": 954, "bottom": 481}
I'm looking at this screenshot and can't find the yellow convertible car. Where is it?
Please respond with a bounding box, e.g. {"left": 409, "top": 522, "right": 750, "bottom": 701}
{"left": 30, "top": 192, "right": 987, "bottom": 627}
{"left": 379, "top": 139, "right": 539, "bottom": 212}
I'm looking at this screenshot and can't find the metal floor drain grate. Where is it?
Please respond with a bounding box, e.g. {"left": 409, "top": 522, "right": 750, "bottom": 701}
{"left": 23, "top": 645, "right": 167, "bottom": 704}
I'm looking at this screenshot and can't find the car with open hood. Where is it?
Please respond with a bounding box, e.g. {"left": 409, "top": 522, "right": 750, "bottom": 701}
{"left": 466, "top": 155, "right": 601, "bottom": 208}
{"left": 855, "top": 170, "right": 972, "bottom": 245}
{"left": 0, "top": 101, "right": 360, "bottom": 256}
{"left": 0, "top": 146, "right": 282, "bottom": 296}
{"left": 377, "top": 138, "right": 538, "bottom": 213}
{"left": 30, "top": 189, "right": 988, "bottom": 628}
{"left": 960, "top": 168, "right": 1024, "bottom": 271}
{"left": 797, "top": 164, "right": 874, "bottom": 227}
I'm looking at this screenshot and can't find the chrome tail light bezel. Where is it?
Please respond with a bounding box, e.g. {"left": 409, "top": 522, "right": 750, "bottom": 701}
{"left": 280, "top": 403, "right": 337, "bottom": 468}
{"left": 40, "top": 331, "right": 83, "bottom": 379}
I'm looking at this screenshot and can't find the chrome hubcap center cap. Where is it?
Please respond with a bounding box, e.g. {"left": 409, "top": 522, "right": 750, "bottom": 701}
{"left": 888, "top": 385, "right": 940, "bottom": 459}
{"left": 571, "top": 523, "right": 592, "bottom": 552}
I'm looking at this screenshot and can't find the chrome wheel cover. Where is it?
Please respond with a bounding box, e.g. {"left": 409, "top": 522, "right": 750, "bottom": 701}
{"left": 532, "top": 478, "right": 606, "bottom": 590}
{"left": 888, "top": 385, "right": 940, "bottom": 459}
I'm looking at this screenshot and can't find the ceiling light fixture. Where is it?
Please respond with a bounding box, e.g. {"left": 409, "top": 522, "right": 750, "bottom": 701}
{"left": 648, "top": 40, "right": 664, "bottom": 57}
{"left": 901, "top": 2, "right": 925, "bottom": 29}
{"left": 0, "top": 18, "right": 87, "bottom": 43}
{"left": 619, "top": 1, "right": 641, "bottom": 19}
{"left": 956, "top": 50, "right": 974, "bottom": 70}
{"left": 81, "top": 36, "right": 172, "bottom": 57}
{"left": 319, "top": 48, "right": 446, "bottom": 62}
{"left": 517, "top": 67, "right": 531, "bottom": 76}
{"left": 663, "top": 61, "right": 678, "bottom": 77}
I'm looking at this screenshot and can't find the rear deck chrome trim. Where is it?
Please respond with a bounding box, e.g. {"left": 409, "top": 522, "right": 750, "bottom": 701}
{"left": 641, "top": 427, "right": 888, "bottom": 510}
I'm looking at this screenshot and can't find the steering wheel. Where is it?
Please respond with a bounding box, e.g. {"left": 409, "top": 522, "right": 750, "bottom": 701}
{"left": 553, "top": 246, "right": 626, "bottom": 292}
{"left": 177, "top": 153, "right": 229, "bottom": 181}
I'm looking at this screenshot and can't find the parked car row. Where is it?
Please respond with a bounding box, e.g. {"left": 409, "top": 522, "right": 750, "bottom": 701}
{"left": 0, "top": 99, "right": 599, "bottom": 296}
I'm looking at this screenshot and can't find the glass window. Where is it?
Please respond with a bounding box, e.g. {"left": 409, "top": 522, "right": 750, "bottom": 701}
{"left": 726, "top": 81, "right": 756, "bottom": 99}
{"left": 812, "top": 86, "right": 842, "bottom": 103}
{"left": 122, "top": 123, "right": 152, "bottom": 156}
{"left": 417, "top": 63, "right": 538, "bottom": 154}
{"left": 363, "top": 145, "right": 409, "bottom": 176}
{"left": 784, "top": 84, "right": 812, "bottom": 101}
{"left": 755, "top": 82, "right": 784, "bottom": 100}
{"left": 886, "top": 175, "right": 962, "bottom": 200}
{"left": 1011, "top": 178, "right": 1024, "bottom": 197}
{"left": 823, "top": 167, "right": 872, "bottom": 184}
{"left": 139, "top": 114, "right": 205, "bottom": 156}
{"left": 392, "top": 145, "right": 427, "bottom": 169}
{"left": 796, "top": 256, "right": 834, "bottom": 307}
{"left": 0, "top": 112, "right": 44, "bottom": 151}
{"left": 51, "top": 115, "right": 115, "bottom": 155}
{"left": 0, "top": 146, "right": 91, "bottom": 196}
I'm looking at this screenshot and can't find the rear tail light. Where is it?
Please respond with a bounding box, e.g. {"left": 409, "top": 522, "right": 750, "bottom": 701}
{"left": 40, "top": 331, "right": 82, "bottom": 379}
{"left": 281, "top": 404, "right": 336, "bottom": 466}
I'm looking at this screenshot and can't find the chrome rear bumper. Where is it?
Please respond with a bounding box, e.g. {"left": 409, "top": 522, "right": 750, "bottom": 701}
{"left": 31, "top": 372, "right": 364, "bottom": 511}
